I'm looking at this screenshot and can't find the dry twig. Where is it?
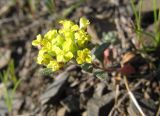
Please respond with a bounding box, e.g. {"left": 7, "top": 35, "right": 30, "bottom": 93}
{"left": 108, "top": 78, "right": 145, "bottom": 116}
{"left": 124, "top": 76, "right": 146, "bottom": 116}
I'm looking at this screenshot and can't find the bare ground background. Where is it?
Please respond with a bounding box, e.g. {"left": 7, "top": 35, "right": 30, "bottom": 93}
{"left": 0, "top": 0, "right": 160, "bottom": 116}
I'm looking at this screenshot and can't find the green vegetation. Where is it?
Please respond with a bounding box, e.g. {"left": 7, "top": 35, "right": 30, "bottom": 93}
{"left": 131, "top": 0, "right": 160, "bottom": 51}
{"left": 0, "top": 60, "right": 21, "bottom": 113}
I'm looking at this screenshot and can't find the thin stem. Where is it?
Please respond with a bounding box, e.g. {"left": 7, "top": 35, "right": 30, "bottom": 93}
{"left": 153, "top": 0, "right": 160, "bottom": 46}
{"left": 131, "top": 0, "right": 145, "bottom": 48}
{"left": 153, "top": 0, "right": 158, "bottom": 39}
{"left": 153, "top": 0, "right": 157, "bottom": 26}
{"left": 138, "top": 0, "right": 143, "bottom": 31}
{"left": 135, "top": 29, "right": 156, "bottom": 40}
{"left": 156, "top": 104, "right": 160, "bottom": 116}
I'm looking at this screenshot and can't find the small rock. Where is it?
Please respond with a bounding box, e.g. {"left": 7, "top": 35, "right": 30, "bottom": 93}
{"left": 0, "top": 48, "right": 11, "bottom": 69}
{"left": 0, "top": 99, "right": 8, "bottom": 116}
{"left": 40, "top": 71, "right": 69, "bottom": 105}
{"left": 82, "top": 111, "right": 88, "bottom": 116}
{"left": 87, "top": 92, "right": 115, "bottom": 116}
{"left": 70, "top": 79, "right": 80, "bottom": 87}
{"left": 18, "top": 68, "right": 29, "bottom": 80}
{"left": 57, "top": 107, "right": 67, "bottom": 116}
{"left": 94, "top": 82, "right": 108, "bottom": 97}
{"left": 46, "top": 108, "right": 57, "bottom": 116}
{"left": 31, "top": 107, "right": 41, "bottom": 116}
{"left": 79, "top": 82, "right": 88, "bottom": 93}
{"left": 0, "top": 83, "right": 5, "bottom": 98}
{"left": 83, "top": 6, "right": 93, "bottom": 14}
{"left": 13, "top": 96, "right": 25, "bottom": 112}
{"left": 80, "top": 86, "right": 94, "bottom": 107}
{"left": 61, "top": 95, "right": 80, "bottom": 112}
{"left": 24, "top": 97, "right": 35, "bottom": 111}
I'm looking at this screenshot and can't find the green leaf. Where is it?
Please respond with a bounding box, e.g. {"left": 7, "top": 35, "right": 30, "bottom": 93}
{"left": 102, "top": 31, "right": 118, "bottom": 44}
{"left": 40, "top": 68, "right": 53, "bottom": 76}
{"left": 45, "top": 0, "right": 56, "bottom": 14}
{"left": 93, "top": 69, "right": 109, "bottom": 80}
{"left": 94, "top": 43, "right": 109, "bottom": 63}
{"left": 81, "top": 63, "right": 93, "bottom": 72}
{"left": 0, "top": 59, "right": 21, "bottom": 113}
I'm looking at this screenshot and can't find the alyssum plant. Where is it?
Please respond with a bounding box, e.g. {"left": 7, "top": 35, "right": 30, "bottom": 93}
{"left": 32, "top": 17, "right": 146, "bottom": 116}
{"left": 32, "top": 17, "right": 92, "bottom": 71}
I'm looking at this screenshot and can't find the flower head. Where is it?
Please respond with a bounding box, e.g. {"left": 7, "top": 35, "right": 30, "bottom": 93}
{"left": 76, "top": 48, "right": 92, "bottom": 64}
{"left": 47, "top": 60, "right": 64, "bottom": 71}
{"left": 80, "top": 17, "right": 90, "bottom": 29}
{"left": 32, "top": 17, "right": 92, "bottom": 72}
{"left": 32, "top": 34, "right": 43, "bottom": 46}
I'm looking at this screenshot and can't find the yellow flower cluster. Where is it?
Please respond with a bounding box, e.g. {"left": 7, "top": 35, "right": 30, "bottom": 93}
{"left": 32, "top": 17, "right": 92, "bottom": 71}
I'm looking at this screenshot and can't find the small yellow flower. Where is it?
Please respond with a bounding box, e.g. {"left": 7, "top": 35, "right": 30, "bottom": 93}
{"left": 32, "top": 34, "right": 42, "bottom": 46}
{"left": 56, "top": 50, "right": 73, "bottom": 62}
{"left": 47, "top": 61, "right": 63, "bottom": 71}
{"left": 62, "top": 39, "right": 77, "bottom": 53}
{"left": 55, "top": 35, "right": 65, "bottom": 47}
{"left": 37, "top": 52, "right": 52, "bottom": 65}
{"left": 71, "top": 24, "right": 79, "bottom": 31}
{"left": 75, "top": 30, "right": 91, "bottom": 47}
{"left": 44, "top": 29, "right": 58, "bottom": 40}
{"left": 59, "top": 20, "right": 74, "bottom": 29}
{"left": 76, "top": 48, "right": 92, "bottom": 64}
{"left": 79, "top": 17, "right": 90, "bottom": 29}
